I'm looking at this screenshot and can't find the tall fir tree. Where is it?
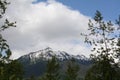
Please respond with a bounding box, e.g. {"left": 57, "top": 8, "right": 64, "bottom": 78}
{"left": 39, "top": 56, "right": 60, "bottom": 80}
{"left": 82, "top": 11, "right": 120, "bottom": 80}
{"left": 64, "top": 58, "right": 80, "bottom": 80}
{"left": 5, "top": 60, "right": 24, "bottom": 80}
{"left": 26, "top": 75, "right": 36, "bottom": 80}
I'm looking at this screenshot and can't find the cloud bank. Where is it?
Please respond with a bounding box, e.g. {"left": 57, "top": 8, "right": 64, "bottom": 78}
{"left": 2, "top": 0, "right": 91, "bottom": 59}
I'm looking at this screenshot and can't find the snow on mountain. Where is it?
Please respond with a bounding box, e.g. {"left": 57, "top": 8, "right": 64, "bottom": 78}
{"left": 19, "top": 47, "right": 89, "bottom": 63}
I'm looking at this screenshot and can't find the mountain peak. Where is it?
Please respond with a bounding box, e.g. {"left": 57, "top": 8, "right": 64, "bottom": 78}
{"left": 44, "top": 47, "right": 52, "bottom": 51}
{"left": 19, "top": 47, "right": 89, "bottom": 63}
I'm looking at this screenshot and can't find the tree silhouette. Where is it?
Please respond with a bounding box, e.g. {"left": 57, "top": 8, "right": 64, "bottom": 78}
{"left": 0, "top": 0, "right": 23, "bottom": 80}
{"left": 82, "top": 11, "right": 120, "bottom": 80}
{"left": 39, "top": 56, "right": 60, "bottom": 80}
{"left": 64, "top": 58, "right": 80, "bottom": 80}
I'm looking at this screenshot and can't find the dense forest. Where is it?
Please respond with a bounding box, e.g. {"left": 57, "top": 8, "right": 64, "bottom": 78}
{"left": 0, "top": 0, "right": 120, "bottom": 80}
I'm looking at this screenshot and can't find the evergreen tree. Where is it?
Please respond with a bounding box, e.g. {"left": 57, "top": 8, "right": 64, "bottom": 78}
{"left": 85, "top": 56, "right": 119, "bottom": 80}
{"left": 6, "top": 60, "right": 24, "bottom": 80}
{"left": 39, "top": 56, "right": 60, "bottom": 80}
{"left": 26, "top": 75, "right": 36, "bottom": 80}
{"left": 82, "top": 11, "right": 120, "bottom": 80}
{"left": 64, "top": 58, "right": 80, "bottom": 80}
{"left": 0, "top": 0, "right": 16, "bottom": 62}
{"left": 0, "top": 0, "right": 23, "bottom": 80}
{"left": 116, "top": 15, "right": 120, "bottom": 65}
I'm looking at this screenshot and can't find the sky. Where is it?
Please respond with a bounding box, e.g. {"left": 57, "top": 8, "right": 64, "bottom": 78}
{"left": 2, "top": 0, "right": 120, "bottom": 59}
{"left": 37, "top": 0, "right": 120, "bottom": 20}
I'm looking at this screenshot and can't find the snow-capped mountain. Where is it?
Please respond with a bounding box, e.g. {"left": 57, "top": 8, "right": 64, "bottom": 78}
{"left": 18, "top": 47, "right": 92, "bottom": 78}
{"left": 19, "top": 47, "right": 89, "bottom": 63}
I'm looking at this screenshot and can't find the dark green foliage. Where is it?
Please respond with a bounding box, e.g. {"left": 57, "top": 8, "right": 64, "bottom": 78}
{"left": 85, "top": 56, "right": 120, "bottom": 80}
{"left": 19, "top": 55, "right": 91, "bottom": 79}
{"left": 0, "top": 60, "right": 24, "bottom": 80}
{"left": 23, "top": 60, "right": 47, "bottom": 78}
{"left": 0, "top": 0, "right": 23, "bottom": 80}
{"left": 0, "top": 0, "right": 9, "bottom": 18}
{"left": 82, "top": 11, "right": 120, "bottom": 80}
{"left": 64, "top": 58, "right": 80, "bottom": 80}
{"left": 26, "top": 75, "right": 37, "bottom": 80}
{"left": 6, "top": 60, "right": 24, "bottom": 80}
{"left": 39, "top": 56, "right": 60, "bottom": 80}
{"left": 0, "top": 0, "right": 16, "bottom": 62}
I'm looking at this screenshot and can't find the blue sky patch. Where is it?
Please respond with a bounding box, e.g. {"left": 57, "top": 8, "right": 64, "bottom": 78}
{"left": 35, "top": 0, "right": 120, "bottom": 21}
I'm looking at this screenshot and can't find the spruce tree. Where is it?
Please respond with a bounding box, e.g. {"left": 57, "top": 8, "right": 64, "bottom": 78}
{"left": 6, "top": 60, "right": 24, "bottom": 80}
{"left": 64, "top": 58, "right": 80, "bottom": 80}
{"left": 39, "top": 56, "right": 60, "bottom": 80}
{"left": 27, "top": 75, "right": 36, "bottom": 80}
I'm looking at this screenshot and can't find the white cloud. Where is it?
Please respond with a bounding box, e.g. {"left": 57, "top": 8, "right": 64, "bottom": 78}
{"left": 2, "top": 0, "right": 91, "bottom": 59}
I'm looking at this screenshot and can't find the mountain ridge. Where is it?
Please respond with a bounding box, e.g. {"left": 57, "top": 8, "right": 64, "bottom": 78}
{"left": 19, "top": 47, "right": 90, "bottom": 62}
{"left": 18, "top": 47, "right": 92, "bottom": 78}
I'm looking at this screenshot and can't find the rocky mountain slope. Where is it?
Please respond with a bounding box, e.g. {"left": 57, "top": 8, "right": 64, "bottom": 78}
{"left": 18, "top": 47, "right": 92, "bottom": 78}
